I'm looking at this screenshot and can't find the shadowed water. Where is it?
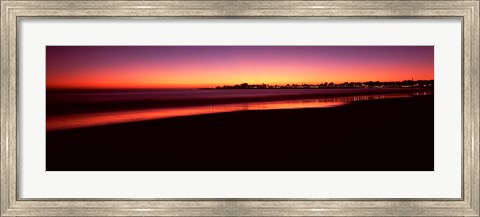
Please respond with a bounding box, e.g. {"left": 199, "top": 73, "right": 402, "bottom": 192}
{"left": 46, "top": 91, "right": 431, "bottom": 131}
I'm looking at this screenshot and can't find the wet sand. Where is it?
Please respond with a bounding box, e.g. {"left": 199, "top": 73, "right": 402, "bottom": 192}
{"left": 47, "top": 88, "right": 429, "bottom": 116}
{"left": 46, "top": 95, "right": 434, "bottom": 171}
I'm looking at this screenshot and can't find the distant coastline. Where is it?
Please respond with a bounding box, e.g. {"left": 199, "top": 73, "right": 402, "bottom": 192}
{"left": 200, "top": 80, "right": 434, "bottom": 90}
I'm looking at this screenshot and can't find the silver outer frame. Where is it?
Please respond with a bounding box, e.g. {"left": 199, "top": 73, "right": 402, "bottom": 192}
{"left": 1, "top": 1, "right": 479, "bottom": 216}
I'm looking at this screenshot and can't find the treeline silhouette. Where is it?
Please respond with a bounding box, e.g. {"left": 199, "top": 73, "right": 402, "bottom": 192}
{"left": 205, "top": 80, "right": 434, "bottom": 89}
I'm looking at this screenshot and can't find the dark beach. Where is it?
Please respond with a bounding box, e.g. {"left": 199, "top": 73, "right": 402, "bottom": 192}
{"left": 46, "top": 95, "right": 434, "bottom": 171}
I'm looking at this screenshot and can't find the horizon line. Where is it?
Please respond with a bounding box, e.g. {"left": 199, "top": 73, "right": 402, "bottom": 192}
{"left": 46, "top": 79, "right": 434, "bottom": 90}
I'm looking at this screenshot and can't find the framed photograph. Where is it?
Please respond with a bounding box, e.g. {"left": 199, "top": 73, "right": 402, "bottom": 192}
{"left": 1, "top": 0, "right": 478, "bottom": 216}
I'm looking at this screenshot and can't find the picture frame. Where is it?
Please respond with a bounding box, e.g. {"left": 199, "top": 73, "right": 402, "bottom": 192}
{"left": 1, "top": 0, "right": 478, "bottom": 216}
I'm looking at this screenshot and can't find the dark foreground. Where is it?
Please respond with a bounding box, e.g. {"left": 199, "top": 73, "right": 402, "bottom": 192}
{"left": 47, "top": 95, "right": 434, "bottom": 171}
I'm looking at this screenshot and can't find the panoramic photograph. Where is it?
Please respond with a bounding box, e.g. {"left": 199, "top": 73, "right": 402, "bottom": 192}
{"left": 46, "top": 46, "right": 434, "bottom": 171}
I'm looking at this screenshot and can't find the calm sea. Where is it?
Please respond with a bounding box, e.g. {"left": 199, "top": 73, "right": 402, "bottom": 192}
{"left": 46, "top": 88, "right": 432, "bottom": 131}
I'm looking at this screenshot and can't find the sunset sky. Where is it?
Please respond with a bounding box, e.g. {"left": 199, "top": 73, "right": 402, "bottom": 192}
{"left": 46, "top": 46, "right": 434, "bottom": 89}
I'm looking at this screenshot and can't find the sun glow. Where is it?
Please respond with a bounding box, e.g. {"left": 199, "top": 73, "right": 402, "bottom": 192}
{"left": 47, "top": 46, "right": 434, "bottom": 89}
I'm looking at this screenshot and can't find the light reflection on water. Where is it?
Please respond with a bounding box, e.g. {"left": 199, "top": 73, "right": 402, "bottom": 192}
{"left": 47, "top": 92, "right": 431, "bottom": 131}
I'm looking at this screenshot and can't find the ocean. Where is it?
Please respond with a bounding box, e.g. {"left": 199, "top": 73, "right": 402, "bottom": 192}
{"left": 46, "top": 88, "right": 432, "bottom": 131}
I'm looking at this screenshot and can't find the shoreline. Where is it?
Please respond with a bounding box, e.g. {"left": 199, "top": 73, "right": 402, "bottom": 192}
{"left": 46, "top": 90, "right": 431, "bottom": 131}
{"left": 47, "top": 95, "right": 434, "bottom": 171}
{"left": 47, "top": 87, "right": 432, "bottom": 116}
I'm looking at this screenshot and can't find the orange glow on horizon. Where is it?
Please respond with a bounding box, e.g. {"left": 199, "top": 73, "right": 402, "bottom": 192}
{"left": 46, "top": 46, "right": 434, "bottom": 89}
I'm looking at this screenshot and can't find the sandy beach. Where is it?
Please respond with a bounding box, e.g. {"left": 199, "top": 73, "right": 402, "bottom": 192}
{"left": 47, "top": 95, "right": 434, "bottom": 171}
